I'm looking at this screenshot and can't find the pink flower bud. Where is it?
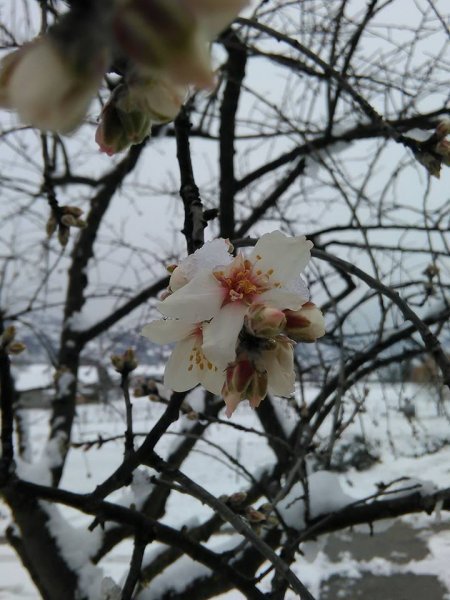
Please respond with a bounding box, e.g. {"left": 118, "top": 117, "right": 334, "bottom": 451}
{"left": 247, "top": 370, "right": 268, "bottom": 409}
{"left": 96, "top": 85, "right": 153, "bottom": 155}
{"left": 246, "top": 303, "right": 286, "bottom": 338}
{"left": 284, "top": 302, "right": 325, "bottom": 342}
{"left": 225, "top": 358, "right": 255, "bottom": 394}
{"left": 222, "top": 358, "right": 268, "bottom": 417}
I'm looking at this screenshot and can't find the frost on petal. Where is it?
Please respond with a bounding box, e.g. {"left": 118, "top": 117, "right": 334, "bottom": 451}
{"left": 158, "top": 270, "right": 224, "bottom": 321}
{"left": 164, "top": 337, "right": 199, "bottom": 392}
{"left": 258, "top": 287, "right": 307, "bottom": 311}
{"left": 202, "top": 303, "right": 247, "bottom": 370}
{"left": 177, "top": 238, "right": 233, "bottom": 282}
{"left": 141, "top": 319, "right": 195, "bottom": 344}
{"left": 250, "top": 231, "right": 313, "bottom": 284}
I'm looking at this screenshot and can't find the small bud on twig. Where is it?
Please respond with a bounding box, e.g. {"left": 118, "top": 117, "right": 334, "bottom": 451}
{"left": 6, "top": 341, "right": 26, "bottom": 355}
{"left": 61, "top": 214, "right": 78, "bottom": 227}
{"left": 57, "top": 225, "right": 70, "bottom": 247}
{"left": 228, "top": 492, "right": 248, "bottom": 507}
{"left": 46, "top": 215, "right": 57, "bottom": 238}
{"left": 1, "top": 326, "right": 26, "bottom": 355}
{"left": 245, "top": 507, "right": 267, "bottom": 524}
{"left": 111, "top": 348, "right": 138, "bottom": 374}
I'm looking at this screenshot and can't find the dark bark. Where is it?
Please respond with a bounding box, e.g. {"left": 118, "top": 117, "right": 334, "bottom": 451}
{"left": 219, "top": 31, "right": 247, "bottom": 239}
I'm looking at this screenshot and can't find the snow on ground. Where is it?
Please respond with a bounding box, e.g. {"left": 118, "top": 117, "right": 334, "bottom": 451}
{"left": 1, "top": 381, "right": 449, "bottom": 598}
{"left": 12, "top": 364, "right": 101, "bottom": 391}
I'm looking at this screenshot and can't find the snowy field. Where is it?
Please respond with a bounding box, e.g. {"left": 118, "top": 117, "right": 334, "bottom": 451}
{"left": 1, "top": 381, "right": 450, "bottom": 599}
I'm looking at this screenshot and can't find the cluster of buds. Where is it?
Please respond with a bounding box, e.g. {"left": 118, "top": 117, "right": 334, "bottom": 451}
{"left": 133, "top": 376, "right": 159, "bottom": 398}
{"left": 222, "top": 356, "right": 268, "bottom": 414}
{"left": 219, "top": 492, "right": 278, "bottom": 529}
{"left": 0, "top": 0, "right": 247, "bottom": 141}
{"left": 222, "top": 302, "right": 325, "bottom": 416}
{"left": 46, "top": 205, "right": 86, "bottom": 247}
{"left": 1, "top": 326, "right": 26, "bottom": 355}
{"left": 111, "top": 348, "right": 138, "bottom": 375}
{"left": 414, "top": 118, "right": 450, "bottom": 179}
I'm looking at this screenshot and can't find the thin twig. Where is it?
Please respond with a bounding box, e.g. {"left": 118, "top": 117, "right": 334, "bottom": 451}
{"left": 175, "top": 105, "right": 205, "bottom": 254}
{"left": 148, "top": 452, "right": 317, "bottom": 600}
{"left": 0, "top": 346, "right": 15, "bottom": 485}
{"left": 121, "top": 533, "right": 147, "bottom": 600}
{"left": 312, "top": 248, "right": 450, "bottom": 387}
{"left": 121, "top": 372, "right": 134, "bottom": 460}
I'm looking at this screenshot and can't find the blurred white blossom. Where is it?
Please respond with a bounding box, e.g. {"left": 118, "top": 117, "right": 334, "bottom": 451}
{"left": 0, "top": 37, "right": 106, "bottom": 133}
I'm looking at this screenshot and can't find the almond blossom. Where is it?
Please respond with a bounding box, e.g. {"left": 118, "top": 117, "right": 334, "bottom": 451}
{"left": 159, "top": 231, "right": 313, "bottom": 369}
{"left": 142, "top": 231, "right": 325, "bottom": 416}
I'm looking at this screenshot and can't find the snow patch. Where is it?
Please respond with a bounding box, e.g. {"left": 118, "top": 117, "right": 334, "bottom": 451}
{"left": 137, "top": 553, "right": 211, "bottom": 599}
{"left": 278, "top": 471, "right": 354, "bottom": 530}
{"left": 43, "top": 503, "right": 104, "bottom": 600}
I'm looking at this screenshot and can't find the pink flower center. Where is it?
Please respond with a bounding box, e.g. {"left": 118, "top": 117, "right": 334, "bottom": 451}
{"left": 214, "top": 256, "right": 271, "bottom": 305}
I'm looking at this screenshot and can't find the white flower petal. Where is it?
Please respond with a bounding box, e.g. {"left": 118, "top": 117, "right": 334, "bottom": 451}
{"left": 178, "top": 238, "right": 233, "bottom": 282}
{"left": 258, "top": 344, "right": 295, "bottom": 397}
{"left": 258, "top": 288, "right": 307, "bottom": 311}
{"left": 188, "top": 0, "right": 248, "bottom": 38}
{"left": 141, "top": 319, "right": 195, "bottom": 344}
{"left": 250, "top": 231, "right": 313, "bottom": 284}
{"left": 266, "top": 361, "right": 295, "bottom": 397}
{"left": 199, "top": 362, "right": 225, "bottom": 395}
{"left": 158, "top": 270, "right": 224, "bottom": 321}
{"left": 268, "top": 370, "right": 295, "bottom": 397}
{"left": 164, "top": 337, "right": 199, "bottom": 392}
{"left": 284, "top": 275, "right": 310, "bottom": 301}
{"left": 224, "top": 392, "right": 241, "bottom": 418}
{"left": 202, "top": 302, "right": 248, "bottom": 370}
{"left": 169, "top": 266, "right": 189, "bottom": 291}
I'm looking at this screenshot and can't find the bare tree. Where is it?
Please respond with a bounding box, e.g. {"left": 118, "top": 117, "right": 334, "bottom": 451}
{"left": 0, "top": 1, "right": 449, "bottom": 598}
